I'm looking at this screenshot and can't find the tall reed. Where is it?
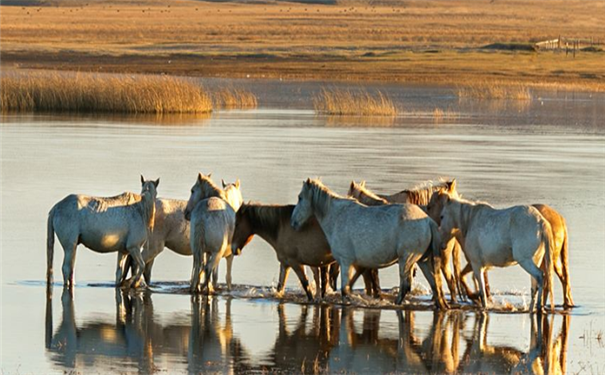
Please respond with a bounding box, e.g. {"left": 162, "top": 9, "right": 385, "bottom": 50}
{"left": 1, "top": 71, "right": 213, "bottom": 113}
{"left": 313, "top": 88, "right": 397, "bottom": 116}
{"left": 212, "top": 88, "right": 257, "bottom": 109}
{"left": 457, "top": 82, "right": 532, "bottom": 100}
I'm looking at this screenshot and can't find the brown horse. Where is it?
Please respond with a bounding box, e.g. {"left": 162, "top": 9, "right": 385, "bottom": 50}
{"left": 347, "top": 179, "right": 463, "bottom": 303}
{"left": 231, "top": 202, "right": 336, "bottom": 300}
{"left": 427, "top": 188, "right": 574, "bottom": 308}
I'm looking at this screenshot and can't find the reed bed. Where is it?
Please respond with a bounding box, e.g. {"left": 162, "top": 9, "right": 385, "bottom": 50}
{"left": 313, "top": 88, "right": 397, "bottom": 116}
{"left": 211, "top": 88, "right": 257, "bottom": 109}
{"left": 457, "top": 82, "right": 532, "bottom": 100}
{"left": 1, "top": 71, "right": 213, "bottom": 114}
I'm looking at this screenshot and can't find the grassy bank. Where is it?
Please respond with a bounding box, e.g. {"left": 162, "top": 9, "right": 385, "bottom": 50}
{"left": 1, "top": 0, "right": 604, "bottom": 90}
{"left": 1, "top": 72, "right": 213, "bottom": 113}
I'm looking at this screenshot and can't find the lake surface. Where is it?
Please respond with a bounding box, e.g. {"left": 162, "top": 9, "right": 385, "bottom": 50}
{"left": 1, "top": 80, "right": 604, "bottom": 374}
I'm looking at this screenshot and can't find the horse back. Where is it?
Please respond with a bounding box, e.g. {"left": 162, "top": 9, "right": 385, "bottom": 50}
{"left": 155, "top": 198, "right": 191, "bottom": 254}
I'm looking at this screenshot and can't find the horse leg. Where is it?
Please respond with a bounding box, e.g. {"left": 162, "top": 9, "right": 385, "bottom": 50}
{"left": 311, "top": 267, "right": 321, "bottom": 299}
{"left": 203, "top": 251, "right": 224, "bottom": 295}
{"left": 459, "top": 263, "right": 477, "bottom": 301}
{"left": 452, "top": 241, "right": 465, "bottom": 301}
{"left": 472, "top": 266, "right": 488, "bottom": 309}
{"left": 418, "top": 257, "right": 449, "bottom": 310}
{"left": 127, "top": 245, "right": 147, "bottom": 289}
{"left": 115, "top": 252, "right": 129, "bottom": 287}
{"left": 277, "top": 264, "right": 291, "bottom": 295}
{"left": 291, "top": 264, "right": 314, "bottom": 301}
{"left": 440, "top": 244, "right": 458, "bottom": 304}
{"left": 483, "top": 270, "right": 492, "bottom": 299}
{"left": 60, "top": 241, "right": 78, "bottom": 289}
{"left": 396, "top": 260, "right": 414, "bottom": 305}
{"left": 190, "top": 250, "right": 203, "bottom": 294}
{"left": 340, "top": 262, "right": 354, "bottom": 303}
{"left": 143, "top": 259, "right": 155, "bottom": 286}
{"left": 225, "top": 254, "right": 234, "bottom": 291}
{"left": 370, "top": 269, "right": 381, "bottom": 298}
{"left": 519, "top": 258, "right": 544, "bottom": 312}
{"left": 211, "top": 256, "right": 219, "bottom": 289}
{"left": 320, "top": 266, "right": 329, "bottom": 298}
{"left": 328, "top": 263, "right": 340, "bottom": 292}
{"left": 349, "top": 266, "right": 365, "bottom": 291}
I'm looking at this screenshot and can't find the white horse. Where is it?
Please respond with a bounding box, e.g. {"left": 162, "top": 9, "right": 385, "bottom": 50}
{"left": 46, "top": 176, "right": 159, "bottom": 288}
{"left": 184, "top": 173, "right": 236, "bottom": 294}
{"left": 130, "top": 179, "right": 242, "bottom": 290}
{"left": 291, "top": 178, "right": 448, "bottom": 308}
{"left": 347, "top": 179, "right": 464, "bottom": 303}
{"left": 436, "top": 193, "right": 554, "bottom": 311}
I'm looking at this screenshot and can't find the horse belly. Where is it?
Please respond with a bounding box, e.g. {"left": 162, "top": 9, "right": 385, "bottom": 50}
{"left": 79, "top": 228, "right": 129, "bottom": 253}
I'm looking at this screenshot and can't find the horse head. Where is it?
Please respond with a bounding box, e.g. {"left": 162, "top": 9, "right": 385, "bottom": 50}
{"left": 291, "top": 178, "right": 317, "bottom": 231}
{"left": 231, "top": 203, "right": 254, "bottom": 256}
{"left": 140, "top": 175, "right": 160, "bottom": 201}
{"left": 222, "top": 179, "right": 243, "bottom": 211}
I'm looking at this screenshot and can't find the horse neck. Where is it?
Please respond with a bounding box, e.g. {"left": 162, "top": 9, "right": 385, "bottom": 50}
{"left": 357, "top": 189, "right": 387, "bottom": 206}
{"left": 310, "top": 185, "right": 336, "bottom": 221}
{"left": 137, "top": 193, "right": 156, "bottom": 233}
{"left": 201, "top": 182, "right": 226, "bottom": 201}
{"left": 404, "top": 187, "right": 436, "bottom": 206}
{"left": 450, "top": 199, "right": 475, "bottom": 240}
{"left": 245, "top": 205, "right": 290, "bottom": 245}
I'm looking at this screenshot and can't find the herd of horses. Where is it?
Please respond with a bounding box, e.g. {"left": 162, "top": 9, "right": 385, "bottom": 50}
{"left": 46, "top": 173, "right": 574, "bottom": 312}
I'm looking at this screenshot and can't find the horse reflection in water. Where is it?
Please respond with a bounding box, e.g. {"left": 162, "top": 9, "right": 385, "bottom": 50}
{"left": 45, "top": 290, "right": 570, "bottom": 374}
{"left": 188, "top": 295, "right": 251, "bottom": 374}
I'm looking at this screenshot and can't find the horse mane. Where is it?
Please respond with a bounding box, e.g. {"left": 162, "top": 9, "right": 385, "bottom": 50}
{"left": 307, "top": 179, "right": 348, "bottom": 217}
{"left": 239, "top": 202, "right": 293, "bottom": 240}
{"left": 351, "top": 182, "right": 388, "bottom": 206}
{"left": 199, "top": 175, "right": 227, "bottom": 200}
{"left": 403, "top": 179, "right": 456, "bottom": 206}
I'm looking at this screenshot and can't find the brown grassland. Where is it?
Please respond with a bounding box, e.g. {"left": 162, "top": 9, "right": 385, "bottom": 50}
{"left": 1, "top": 0, "right": 604, "bottom": 90}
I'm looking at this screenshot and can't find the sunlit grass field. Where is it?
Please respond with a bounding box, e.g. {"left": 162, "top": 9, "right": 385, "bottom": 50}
{"left": 1, "top": 0, "right": 604, "bottom": 89}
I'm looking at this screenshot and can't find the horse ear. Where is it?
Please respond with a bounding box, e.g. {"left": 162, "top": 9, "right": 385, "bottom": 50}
{"left": 140, "top": 175, "right": 145, "bottom": 185}
{"left": 350, "top": 181, "right": 355, "bottom": 189}
{"left": 448, "top": 179, "right": 457, "bottom": 192}
{"left": 198, "top": 173, "right": 203, "bottom": 182}
{"left": 235, "top": 179, "right": 241, "bottom": 189}
{"left": 221, "top": 179, "right": 227, "bottom": 188}
{"left": 305, "top": 177, "right": 311, "bottom": 185}
{"left": 207, "top": 173, "right": 212, "bottom": 179}
{"left": 154, "top": 178, "right": 160, "bottom": 188}
{"left": 360, "top": 180, "right": 366, "bottom": 187}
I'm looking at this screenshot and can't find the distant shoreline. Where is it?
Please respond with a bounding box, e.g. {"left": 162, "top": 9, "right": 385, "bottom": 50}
{"left": 2, "top": 49, "right": 604, "bottom": 92}
{"left": 2, "top": 0, "right": 604, "bottom": 92}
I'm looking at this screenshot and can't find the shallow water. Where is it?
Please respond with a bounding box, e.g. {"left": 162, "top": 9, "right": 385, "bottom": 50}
{"left": 1, "top": 81, "right": 605, "bottom": 374}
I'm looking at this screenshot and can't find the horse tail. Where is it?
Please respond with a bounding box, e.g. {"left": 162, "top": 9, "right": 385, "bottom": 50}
{"left": 46, "top": 206, "right": 56, "bottom": 285}
{"left": 541, "top": 219, "right": 555, "bottom": 311}
{"left": 561, "top": 218, "right": 574, "bottom": 307}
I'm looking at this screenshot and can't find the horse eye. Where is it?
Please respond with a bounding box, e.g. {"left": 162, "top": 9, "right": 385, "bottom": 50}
{"left": 440, "top": 215, "right": 444, "bottom": 220}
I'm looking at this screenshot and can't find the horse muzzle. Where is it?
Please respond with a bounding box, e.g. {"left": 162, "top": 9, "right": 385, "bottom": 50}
{"left": 232, "top": 244, "right": 242, "bottom": 256}
{"left": 291, "top": 219, "right": 301, "bottom": 231}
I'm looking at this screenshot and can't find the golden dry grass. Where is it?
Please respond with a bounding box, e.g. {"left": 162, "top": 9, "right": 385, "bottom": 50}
{"left": 457, "top": 82, "right": 532, "bottom": 100}
{"left": 0, "top": 71, "right": 212, "bottom": 113}
{"left": 212, "top": 88, "right": 257, "bottom": 110}
{"left": 313, "top": 88, "right": 397, "bottom": 116}
{"left": 1, "top": 0, "right": 604, "bottom": 90}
